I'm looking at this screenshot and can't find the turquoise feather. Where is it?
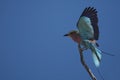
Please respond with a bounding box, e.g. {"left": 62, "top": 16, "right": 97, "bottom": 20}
{"left": 77, "top": 16, "right": 94, "bottom": 40}
{"left": 82, "top": 40, "right": 102, "bottom": 67}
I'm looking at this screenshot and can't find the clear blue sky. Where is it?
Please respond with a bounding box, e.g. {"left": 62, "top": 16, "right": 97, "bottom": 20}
{"left": 0, "top": 0, "right": 120, "bottom": 80}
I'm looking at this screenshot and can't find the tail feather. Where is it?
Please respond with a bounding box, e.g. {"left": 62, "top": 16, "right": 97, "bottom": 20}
{"left": 83, "top": 40, "right": 102, "bottom": 67}
{"left": 92, "top": 48, "right": 102, "bottom": 67}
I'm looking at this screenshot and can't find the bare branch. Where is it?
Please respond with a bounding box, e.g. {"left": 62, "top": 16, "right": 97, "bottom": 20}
{"left": 78, "top": 44, "right": 97, "bottom": 80}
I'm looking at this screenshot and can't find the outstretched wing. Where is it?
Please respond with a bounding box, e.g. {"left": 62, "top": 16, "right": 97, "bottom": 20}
{"left": 77, "top": 7, "right": 99, "bottom": 40}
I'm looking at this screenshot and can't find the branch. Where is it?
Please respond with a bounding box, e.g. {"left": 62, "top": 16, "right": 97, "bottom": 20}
{"left": 78, "top": 44, "right": 97, "bottom": 80}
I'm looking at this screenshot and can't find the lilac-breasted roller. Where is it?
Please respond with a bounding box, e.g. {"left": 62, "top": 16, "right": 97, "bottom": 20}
{"left": 64, "top": 7, "right": 102, "bottom": 67}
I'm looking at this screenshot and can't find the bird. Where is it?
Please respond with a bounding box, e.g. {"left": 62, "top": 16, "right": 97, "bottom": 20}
{"left": 64, "top": 7, "right": 102, "bottom": 67}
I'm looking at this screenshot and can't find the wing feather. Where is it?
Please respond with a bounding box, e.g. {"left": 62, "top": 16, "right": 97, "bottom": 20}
{"left": 77, "top": 7, "right": 99, "bottom": 40}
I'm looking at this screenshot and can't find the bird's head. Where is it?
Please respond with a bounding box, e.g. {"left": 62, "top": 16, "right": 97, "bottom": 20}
{"left": 64, "top": 30, "right": 81, "bottom": 44}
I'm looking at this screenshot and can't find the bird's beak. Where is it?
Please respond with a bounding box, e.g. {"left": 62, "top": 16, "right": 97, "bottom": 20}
{"left": 64, "top": 34, "right": 69, "bottom": 36}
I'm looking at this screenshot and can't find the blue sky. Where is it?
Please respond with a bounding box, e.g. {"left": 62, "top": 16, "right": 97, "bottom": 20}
{"left": 0, "top": 0, "right": 120, "bottom": 80}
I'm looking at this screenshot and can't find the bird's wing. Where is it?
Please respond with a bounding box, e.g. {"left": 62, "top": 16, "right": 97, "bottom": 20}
{"left": 77, "top": 7, "right": 99, "bottom": 40}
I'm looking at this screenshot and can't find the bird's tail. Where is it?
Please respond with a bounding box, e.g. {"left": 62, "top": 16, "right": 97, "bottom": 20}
{"left": 91, "top": 47, "right": 102, "bottom": 67}
{"left": 83, "top": 40, "right": 102, "bottom": 67}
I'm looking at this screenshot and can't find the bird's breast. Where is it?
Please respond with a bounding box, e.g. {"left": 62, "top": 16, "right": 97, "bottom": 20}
{"left": 71, "top": 35, "right": 81, "bottom": 44}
